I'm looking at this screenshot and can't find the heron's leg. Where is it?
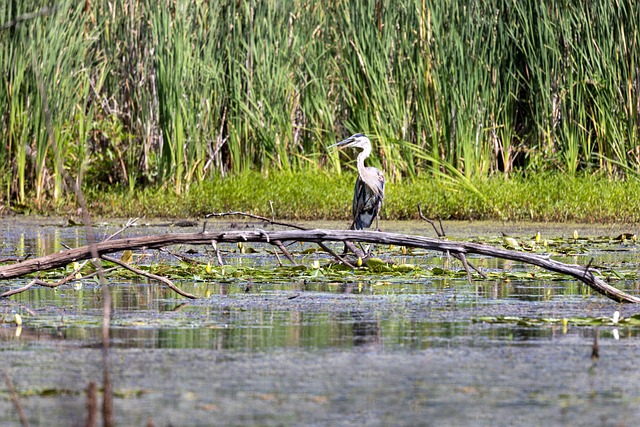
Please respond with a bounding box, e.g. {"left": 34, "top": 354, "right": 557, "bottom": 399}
{"left": 341, "top": 242, "right": 349, "bottom": 255}
{"left": 345, "top": 221, "right": 356, "bottom": 255}
{"left": 357, "top": 242, "right": 367, "bottom": 255}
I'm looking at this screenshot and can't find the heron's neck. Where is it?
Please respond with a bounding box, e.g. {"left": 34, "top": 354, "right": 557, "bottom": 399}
{"left": 356, "top": 145, "right": 371, "bottom": 177}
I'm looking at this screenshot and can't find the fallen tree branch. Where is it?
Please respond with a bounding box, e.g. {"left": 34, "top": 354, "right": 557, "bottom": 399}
{"left": 0, "top": 220, "right": 139, "bottom": 298}
{"left": 0, "top": 229, "right": 637, "bottom": 303}
{"left": 206, "top": 210, "right": 360, "bottom": 266}
{"left": 457, "top": 253, "right": 474, "bottom": 284}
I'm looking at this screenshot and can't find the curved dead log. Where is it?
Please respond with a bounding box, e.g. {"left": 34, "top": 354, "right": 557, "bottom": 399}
{"left": 0, "top": 229, "right": 638, "bottom": 303}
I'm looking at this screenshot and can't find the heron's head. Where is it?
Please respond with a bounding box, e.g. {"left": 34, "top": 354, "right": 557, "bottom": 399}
{"left": 329, "top": 133, "right": 371, "bottom": 151}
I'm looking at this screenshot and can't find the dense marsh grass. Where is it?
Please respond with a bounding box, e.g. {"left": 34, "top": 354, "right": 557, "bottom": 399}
{"left": 1, "top": 1, "right": 639, "bottom": 208}
{"left": 77, "top": 170, "right": 640, "bottom": 223}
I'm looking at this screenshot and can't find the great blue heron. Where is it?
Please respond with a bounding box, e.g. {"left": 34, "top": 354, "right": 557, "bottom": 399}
{"left": 330, "top": 133, "right": 385, "bottom": 231}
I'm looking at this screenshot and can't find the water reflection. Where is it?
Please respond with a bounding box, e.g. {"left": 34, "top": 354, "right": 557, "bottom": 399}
{"left": 8, "top": 226, "right": 82, "bottom": 258}
{"left": 350, "top": 311, "right": 382, "bottom": 349}
{"left": 3, "top": 289, "right": 640, "bottom": 354}
{"left": 5, "top": 220, "right": 640, "bottom": 427}
{"left": 2, "top": 220, "right": 640, "bottom": 354}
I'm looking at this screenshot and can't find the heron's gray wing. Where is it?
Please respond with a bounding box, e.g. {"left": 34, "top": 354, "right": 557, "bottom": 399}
{"left": 351, "top": 175, "right": 383, "bottom": 230}
{"left": 352, "top": 177, "right": 366, "bottom": 227}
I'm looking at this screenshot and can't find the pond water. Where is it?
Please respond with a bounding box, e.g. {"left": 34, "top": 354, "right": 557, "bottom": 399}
{"left": 2, "top": 218, "right": 640, "bottom": 426}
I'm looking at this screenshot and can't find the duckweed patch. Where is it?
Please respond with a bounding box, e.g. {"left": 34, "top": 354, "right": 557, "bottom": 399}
{"left": 474, "top": 314, "right": 640, "bottom": 327}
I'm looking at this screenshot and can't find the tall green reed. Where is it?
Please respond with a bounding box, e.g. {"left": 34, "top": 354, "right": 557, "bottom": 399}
{"left": 1, "top": 0, "right": 639, "bottom": 206}
{"left": 0, "top": 1, "right": 94, "bottom": 206}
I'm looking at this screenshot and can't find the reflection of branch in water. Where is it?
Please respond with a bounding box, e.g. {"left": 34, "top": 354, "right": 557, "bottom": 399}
{"left": 337, "top": 282, "right": 355, "bottom": 294}
{"left": 168, "top": 302, "right": 191, "bottom": 312}
{"left": 338, "top": 310, "right": 382, "bottom": 350}
{"left": 1, "top": 300, "right": 36, "bottom": 317}
{"left": 352, "top": 313, "right": 381, "bottom": 349}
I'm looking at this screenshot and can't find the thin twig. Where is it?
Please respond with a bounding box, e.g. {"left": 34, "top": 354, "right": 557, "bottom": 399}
{"left": 273, "top": 240, "right": 297, "bottom": 265}
{"left": 206, "top": 211, "right": 307, "bottom": 230}
{"left": 269, "top": 200, "right": 276, "bottom": 221}
{"left": 416, "top": 205, "right": 485, "bottom": 279}
{"left": 105, "top": 218, "right": 139, "bottom": 241}
{"left": 211, "top": 240, "right": 224, "bottom": 266}
{"left": 318, "top": 242, "right": 357, "bottom": 269}
{"left": 584, "top": 257, "right": 594, "bottom": 279}
{"left": 159, "top": 248, "right": 204, "bottom": 266}
{"left": 0, "top": 274, "right": 90, "bottom": 298}
{"left": 101, "top": 255, "right": 197, "bottom": 299}
{"left": 451, "top": 253, "right": 487, "bottom": 279}
{"left": 457, "top": 253, "right": 474, "bottom": 285}
{"left": 272, "top": 248, "right": 283, "bottom": 266}
{"left": 417, "top": 203, "right": 445, "bottom": 237}
{"left": 80, "top": 267, "right": 121, "bottom": 281}
{"left": 1, "top": 280, "right": 38, "bottom": 298}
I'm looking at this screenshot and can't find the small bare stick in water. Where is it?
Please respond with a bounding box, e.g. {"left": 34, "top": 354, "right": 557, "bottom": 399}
{"left": 4, "top": 372, "right": 30, "bottom": 427}
{"left": 591, "top": 329, "right": 600, "bottom": 360}
{"left": 87, "top": 382, "right": 98, "bottom": 427}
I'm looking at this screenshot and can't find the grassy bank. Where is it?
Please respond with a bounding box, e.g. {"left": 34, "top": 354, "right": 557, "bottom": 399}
{"left": 30, "top": 171, "right": 635, "bottom": 223}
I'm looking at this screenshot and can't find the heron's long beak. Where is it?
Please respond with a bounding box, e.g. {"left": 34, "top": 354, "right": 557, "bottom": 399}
{"left": 328, "top": 136, "right": 356, "bottom": 150}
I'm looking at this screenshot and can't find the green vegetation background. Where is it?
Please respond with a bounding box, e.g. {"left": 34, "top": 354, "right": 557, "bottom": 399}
{"left": 1, "top": 1, "right": 640, "bottom": 221}
{"left": 84, "top": 172, "right": 640, "bottom": 223}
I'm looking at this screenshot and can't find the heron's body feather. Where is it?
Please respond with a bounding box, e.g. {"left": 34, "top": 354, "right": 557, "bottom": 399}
{"left": 351, "top": 169, "right": 384, "bottom": 230}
